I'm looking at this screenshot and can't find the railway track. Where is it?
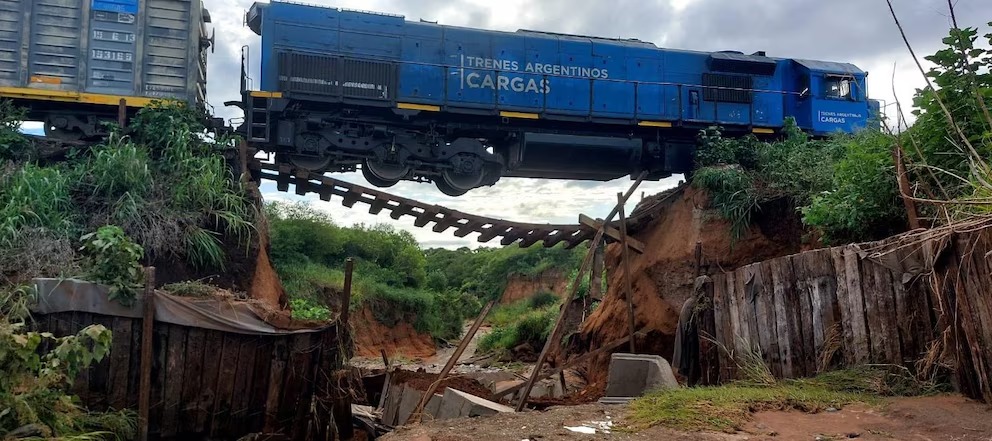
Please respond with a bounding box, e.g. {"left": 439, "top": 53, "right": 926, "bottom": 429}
{"left": 248, "top": 159, "right": 682, "bottom": 249}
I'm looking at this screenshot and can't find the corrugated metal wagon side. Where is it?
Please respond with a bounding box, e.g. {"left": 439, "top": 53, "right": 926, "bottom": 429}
{"left": 0, "top": 0, "right": 212, "bottom": 140}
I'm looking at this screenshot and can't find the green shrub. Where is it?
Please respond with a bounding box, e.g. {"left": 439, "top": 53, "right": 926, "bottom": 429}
{"left": 478, "top": 300, "right": 558, "bottom": 353}
{"left": 801, "top": 130, "right": 906, "bottom": 244}
{"left": 529, "top": 291, "right": 559, "bottom": 309}
{"left": 79, "top": 226, "right": 144, "bottom": 306}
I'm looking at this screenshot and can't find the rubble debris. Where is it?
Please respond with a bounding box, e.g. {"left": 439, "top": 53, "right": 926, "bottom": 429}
{"left": 436, "top": 388, "right": 515, "bottom": 419}
{"left": 598, "top": 353, "right": 680, "bottom": 404}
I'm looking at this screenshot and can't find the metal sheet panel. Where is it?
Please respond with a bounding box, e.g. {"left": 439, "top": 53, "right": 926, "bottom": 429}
{"left": 0, "top": 0, "right": 23, "bottom": 85}
{"left": 86, "top": 9, "right": 138, "bottom": 95}
{"left": 141, "top": 0, "right": 191, "bottom": 100}
{"left": 28, "top": 0, "right": 83, "bottom": 89}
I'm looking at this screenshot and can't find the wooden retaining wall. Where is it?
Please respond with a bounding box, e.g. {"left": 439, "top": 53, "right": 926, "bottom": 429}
{"left": 703, "top": 223, "right": 992, "bottom": 403}
{"left": 33, "top": 310, "right": 344, "bottom": 440}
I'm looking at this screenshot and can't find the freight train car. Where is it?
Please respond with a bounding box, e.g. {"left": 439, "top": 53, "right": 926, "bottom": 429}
{"left": 236, "top": 1, "right": 881, "bottom": 196}
{"left": 0, "top": 0, "right": 215, "bottom": 140}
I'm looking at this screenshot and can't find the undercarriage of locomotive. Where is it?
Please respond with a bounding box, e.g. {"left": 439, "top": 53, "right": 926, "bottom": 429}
{"left": 263, "top": 113, "right": 507, "bottom": 197}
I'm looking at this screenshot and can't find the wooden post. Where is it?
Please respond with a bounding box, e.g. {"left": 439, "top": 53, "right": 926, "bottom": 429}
{"left": 514, "top": 172, "right": 648, "bottom": 411}
{"left": 406, "top": 300, "right": 495, "bottom": 425}
{"left": 617, "top": 193, "right": 636, "bottom": 354}
{"left": 892, "top": 144, "right": 921, "bottom": 229}
{"left": 341, "top": 258, "right": 354, "bottom": 327}
{"left": 380, "top": 348, "right": 390, "bottom": 370}
{"left": 138, "top": 267, "right": 156, "bottom": 441}
{"left": 118, "top": 98, "right": 127, "bottom": 128}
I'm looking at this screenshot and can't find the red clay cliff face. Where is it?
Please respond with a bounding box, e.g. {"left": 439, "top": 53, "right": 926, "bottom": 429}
{"left": 500, "top": 270, "right": 569, "bottom": 304}
{"left": 564, "top": 185, "right": 802, "bottom": 395}
{"left": 351, "top": 306, "right": 437, "bottom": 360}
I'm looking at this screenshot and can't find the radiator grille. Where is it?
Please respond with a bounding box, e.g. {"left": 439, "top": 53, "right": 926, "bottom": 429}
{"left": 702, "top": 73, "right": 753, "bottom": 104}
{"left": 277, "top": 51, "right": 395, "bottom": 100}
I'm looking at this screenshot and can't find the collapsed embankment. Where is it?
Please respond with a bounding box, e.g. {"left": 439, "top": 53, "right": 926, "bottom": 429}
{"left": 563, "top": 184, "right": 804, "bottom": 395}
{"left": 499, "top": 269, "right": 568, "bottom": 304}
{"left": 351, "top": 305, "right": 438, "bottom": 359}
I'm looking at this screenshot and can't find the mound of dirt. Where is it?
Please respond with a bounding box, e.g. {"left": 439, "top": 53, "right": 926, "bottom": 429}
{"left": 500, "top": 269, "right": 568, "bottom": 304}
{"left": 351, "top": 306, "right": 437, "bottom": 360}
{"left": 390, "top": 369, "right": 496, "bottom": 402}
{"left": 562, "top": 185, "right": 803, "bottom": 394}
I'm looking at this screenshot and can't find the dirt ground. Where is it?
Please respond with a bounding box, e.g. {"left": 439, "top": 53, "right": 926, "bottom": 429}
{"left": 380, "top": 395, "right": 992, "bottom": 441}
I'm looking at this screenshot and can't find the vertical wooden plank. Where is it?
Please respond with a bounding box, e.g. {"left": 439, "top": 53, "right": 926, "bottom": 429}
{"left": 196, "top": 330, "right": 223, "bottom": 432}
{"left": 950, "top": 237, "right": 992, "bottom": 402}
{"left": 795, "top": 255, "right": 817, "bottom": 374}
{"left": 725, "top": 271, "right": 744, "bottom": 367}
{"left": 248, "top": 337, "right": 275, "bottom": 433}
{"left": 127, "top": 316, "right": 143, "bottom": 409}
{"left": 209, "top": 334, "right": 241, "bottom": 438}
{"left": 698, "top": 276, "right": 719, "bottom": 385}
{"left": 754, "top": 263, "right": 781, "bottom": 377}
{"left": 263, "top": 338, "right": 288, "bottom": 433}
{"left": 148, "top": 324, "right": 168, "bottom": 437}
{"left": 108, "top": 317, "right": 132, "bottom": 411}
{"left": 86, "top": 314, "right": 114, "bottom": 410}
{"left": 180, "top": 328, "right": 206, "bottom": 434}
{"left": 860, "top": 260, "right": 884, "bottom": 363}
{"left": 711, "top": 273, "right": 732, "bottom": 382}
{"left": 229, "top": 336, "right": 258, "bottom": 437}
{"left": 830, "top": 247, "right": 855, "bottom": 365}
{"left": 892, "top": 265, "right": 917, "bottom": 364}
{"left": 72, "top": 312, "right": 94, "bottom": 404}
{"left": 292, "top": 334, "right": 319, "bottom": 438}
{"left": 770, "top": 257, "right": 796, "bottom": 378}
{"left": 879, "top": 263, "right": 903, "bottom": 364}
{"left": 805, "top": 250, "right": 840, "bottom": 373}
{"left": 734, "top": 267, "right": 756, "bottom": 358}
{"left": 843, "top": 247, "right": 871, "bottom": 364}
{"left": 161, "top": 326, "right": 187, "bottom": 438}
{"left": 138, "top": 268, "right": 156, "bottom": 441}
{"left": 959, "top": 235, "right": 992, "bottom": 401}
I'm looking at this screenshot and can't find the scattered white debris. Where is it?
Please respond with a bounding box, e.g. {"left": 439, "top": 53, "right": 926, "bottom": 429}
{"left": 565, "top": 426, "right": 597, "bottom": 434}
{"left": 564, "top": 420, "right": 614, "bottom": 435}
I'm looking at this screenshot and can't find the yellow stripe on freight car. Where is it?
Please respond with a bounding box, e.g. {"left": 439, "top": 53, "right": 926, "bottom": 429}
{"left": 397, "top": 102, "right": 441, "bottom": 112}
{"left": 752, "top": 127, "right": 775, "bottom": 134}
{"left": 250, "top": 91, "right": 284, "bottom": 98}
{"left": 499, "top": 111, "right": 539, "bottom": 119}
{"left": 0, "top": 86, "right": 158, "bottom": 107}
{"left": 637, "top": 120, "right": 673, "bottom": 128}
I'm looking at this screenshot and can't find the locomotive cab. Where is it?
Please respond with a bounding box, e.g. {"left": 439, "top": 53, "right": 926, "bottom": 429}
{"left": 791, "top": 60, "right": 873, "bottom": 136}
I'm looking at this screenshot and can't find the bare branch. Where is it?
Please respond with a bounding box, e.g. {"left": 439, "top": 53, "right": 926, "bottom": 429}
{"left": 885, "top": 0, "right": 989, "bottom": 176}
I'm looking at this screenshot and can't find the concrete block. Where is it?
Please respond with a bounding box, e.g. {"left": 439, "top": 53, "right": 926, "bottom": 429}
{"left": 382, "top": 383, "right": 443, "bottom": 426}
{"left": 436, "top": 388, "right": 515, "bottom": 420}
{"left": 600, "top": 353, "right": 679, "bottom": 404}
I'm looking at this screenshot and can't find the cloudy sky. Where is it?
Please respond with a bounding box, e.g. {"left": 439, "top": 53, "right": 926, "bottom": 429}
{"left": 30, "top": 0, "right": 991, "bottom": 249}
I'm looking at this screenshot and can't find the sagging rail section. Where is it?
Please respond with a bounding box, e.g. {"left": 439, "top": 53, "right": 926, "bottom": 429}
{"left": 248, "top": 160, "right": 671, "bottom": 249}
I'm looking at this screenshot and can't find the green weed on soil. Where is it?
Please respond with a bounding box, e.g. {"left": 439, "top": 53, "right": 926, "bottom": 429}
{"left": 624, "top": 365, "right": 948, "bottom": 433}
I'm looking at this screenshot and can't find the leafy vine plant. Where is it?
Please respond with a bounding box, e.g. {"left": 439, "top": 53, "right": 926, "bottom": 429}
{"left": 79, "top": 226, "right": 145, "bottom": 306}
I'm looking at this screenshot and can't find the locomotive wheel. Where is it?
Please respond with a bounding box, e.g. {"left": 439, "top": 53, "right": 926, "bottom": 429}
{"left": 287, "top": 154, "right": 332, "bottom": 173}
{"left": 361, "top": 164, "right": 398, "bottom": 188}
{"left": 362, "top": 159, "right": 410, "bottom": 188}
{"left": 435, "top": 178, "right": 469, "bottom": 197}
{"left": 44, "top": 125, "right": 84, "bottom": 142}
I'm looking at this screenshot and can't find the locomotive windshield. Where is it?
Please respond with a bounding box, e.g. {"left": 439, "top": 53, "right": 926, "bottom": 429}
{"left": 824, "top": 75, "right": 856, "bottom": 100}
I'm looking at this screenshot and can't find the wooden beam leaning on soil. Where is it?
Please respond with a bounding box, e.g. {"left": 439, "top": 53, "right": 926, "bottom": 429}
{"left": 578, "top": 214, "right": 645, "bottom": 254}
{"left": 405, "top": 300, "right": 496, "bottom": 425}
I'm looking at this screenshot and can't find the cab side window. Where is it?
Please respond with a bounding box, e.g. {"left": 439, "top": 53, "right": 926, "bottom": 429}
{"left": 824, "top": 75, "right": 855, "bottom": 100}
